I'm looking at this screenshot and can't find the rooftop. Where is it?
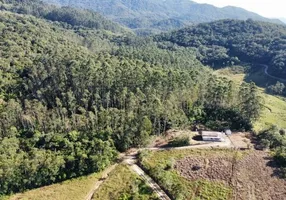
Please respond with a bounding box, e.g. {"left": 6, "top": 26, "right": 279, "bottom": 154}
{"left": 201, "top": 131, "right": 223, "bottom": 137}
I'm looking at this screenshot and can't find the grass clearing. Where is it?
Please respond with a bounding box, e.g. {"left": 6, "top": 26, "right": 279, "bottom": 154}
{"left": 216, "top": 67, "right": 286, "bottom": 132}
{"left": 141, "top": 148, "right": 246, "bottom": 168}
{"left": 255, "top": 91, "right": 286, "bottom": 131}
{"left": 8, "top": 164, "right": 159, "bottom": 200}
{"left": 139, "top": 149, "right": 246, "bottom": 200}
{"left": 8, "top": 172, "right": 103, "bottom": 200}
{"left": 92, "top": 164, "right": 158, "bottom": 200}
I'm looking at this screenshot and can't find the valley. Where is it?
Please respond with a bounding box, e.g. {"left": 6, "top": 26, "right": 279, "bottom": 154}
{"left": 0, "top": 0, "right": 286, "bottom": 200}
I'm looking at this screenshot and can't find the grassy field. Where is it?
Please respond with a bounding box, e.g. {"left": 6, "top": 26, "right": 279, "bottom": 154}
{"left": 7, "top": 172, "right": 103, "bottom": 200}
{"left": 139, "top": 149, "right": 244, "bottom": 200}
{"left": 92, "top": 164, "right": 158, "bottom": 200}
{"left": 140, "top": 148, "right": 285, "bottom": 200}
{"left": 215, "top": 67, "right": 286, "bottom": 132}
{"left": 7, "top": 164, "right": 158, "bottom": 200}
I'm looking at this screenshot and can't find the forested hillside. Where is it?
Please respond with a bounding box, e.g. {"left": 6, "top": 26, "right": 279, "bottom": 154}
{"left": 156, "top": 19, "right": 286, "bottom": 78}
{"left": 0, "top": 0, "right": 129, "bottom": 34}
{"left": 42, "top": 0, "right": 282, "bottom": 35}
{"left": 0, "top": 1, "right": 263, "bottom": 196}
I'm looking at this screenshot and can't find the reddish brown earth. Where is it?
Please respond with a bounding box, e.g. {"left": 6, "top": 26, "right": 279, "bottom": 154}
{"left": 176, "top": 151, "right": 286, "bottom": 200}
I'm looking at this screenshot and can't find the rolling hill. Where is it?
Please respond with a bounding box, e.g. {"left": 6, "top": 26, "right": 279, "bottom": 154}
{"left": 156, "top": 19, "right": 286, "bottom": 79}
{"left": 42, "top": 0, "right": 283, "bottom": 34}
{"left": 0, "top": 0, "right": 130, "bottom": 34}
{"left": 0, "top": 0, "right": 285, "bottom": 198}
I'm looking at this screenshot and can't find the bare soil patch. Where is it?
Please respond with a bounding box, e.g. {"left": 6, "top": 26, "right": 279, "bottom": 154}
{"left": 176, "top": 151, "right": 286, "bottom": 200}
{"left": 229, "top": 132, "right": 252, "bottom": 149}
{"left": 176, "top": 156, "right": 233, "bottom": 185}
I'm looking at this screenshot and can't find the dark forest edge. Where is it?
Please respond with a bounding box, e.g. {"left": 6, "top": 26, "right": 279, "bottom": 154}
{"left": 0, "top": 0, "right": 285, "bottom": 197}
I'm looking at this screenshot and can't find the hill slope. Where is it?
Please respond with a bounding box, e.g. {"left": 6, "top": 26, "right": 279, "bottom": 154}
{"left": 0, "top": 0, "right": 130, "bottom": 34}
{"left": 42, "top": 0, "right": 283, "bottom": 34}
{"left": 156, "top": 19, "right": 286, "bottom": 78}
{"left": 0, "top": 2, "right": 264, "bottom": 196}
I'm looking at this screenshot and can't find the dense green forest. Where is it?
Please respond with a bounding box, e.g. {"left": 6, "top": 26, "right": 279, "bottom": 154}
{"left": 0, "top": 0, "right": 129, "bottom": 34}
{"left": 0, "top": 1, "right": 265, "bottom": 196}
{"left": 156, "top": 19, "right": 286, "bottom": 79}
{"left": 41, "top": 0, "right": 282, "bottom": 35}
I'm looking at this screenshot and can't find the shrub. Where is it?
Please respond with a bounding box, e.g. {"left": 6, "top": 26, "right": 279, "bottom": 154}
{"left": 168, "top": 136, "right": 190, "bottom": 147}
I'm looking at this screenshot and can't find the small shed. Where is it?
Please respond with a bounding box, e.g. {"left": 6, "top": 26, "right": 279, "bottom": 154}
{"left": 201, "top": 131, "right": 224, "bottom": 142}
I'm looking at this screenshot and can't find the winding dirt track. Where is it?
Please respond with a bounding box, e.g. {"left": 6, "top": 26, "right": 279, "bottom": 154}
{"left": 86, "top": 138, "right": 234, "bottom": 200}
{"left": 124, "top": 155, "right": 171, "bottom": 200}
{"left": 84, "top": 164, "right": 118, "bottom": 200}
{"left": 263, "top": 64, "right": 286, "bottom": 82}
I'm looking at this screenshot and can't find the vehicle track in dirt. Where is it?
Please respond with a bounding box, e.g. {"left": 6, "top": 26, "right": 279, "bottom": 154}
{"left": 86, "top": 138, "right": 234, "bottom": 200}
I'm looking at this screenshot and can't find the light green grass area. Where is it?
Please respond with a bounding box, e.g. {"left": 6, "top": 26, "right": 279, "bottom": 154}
{"left": 8, "top": 172, "right": 103, "bottom": 200}
{"left": 143, "top": 148, "right": 246, "bottom": 166}
{"left": 255, "top": 91, "right": 286, "bottom": 131}
{"left": 216, "top": 67, "right": 286, "bottom": 132}
{"left": 92, "top": 164, "right": 158, "bottom": 200}
{"left": 140, "top": 149, "right": 245, "bottom": 200}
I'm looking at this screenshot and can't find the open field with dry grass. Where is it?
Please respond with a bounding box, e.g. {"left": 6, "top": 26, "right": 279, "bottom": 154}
{"left": 140, "top": 148, "right": 286, "bottom": 200}
{"left": 176, "top": 151, "right": 286, "bottom": 200}
{"left": 8, "top": 172, "right": 103, "bottom": 200}
{"left": 140, "top": 149, "right": 243, "bottom": 200}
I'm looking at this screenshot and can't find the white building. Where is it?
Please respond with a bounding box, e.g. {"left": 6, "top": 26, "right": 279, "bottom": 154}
{"left": 201, "top": 131, "right": 225, "bottom": 142}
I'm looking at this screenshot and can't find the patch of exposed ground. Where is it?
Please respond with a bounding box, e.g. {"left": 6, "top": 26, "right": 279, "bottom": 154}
{"left": 232, "top": 152, "right": 286, "bottom": 200}
{"left": 229, "top": 133, "right": 252, "bottom": 149}
{"left": 176, "top": 156, "right": 233, "bottom": 185}
{"left": 175, "top": 151, "right": 286, "bottom": 200}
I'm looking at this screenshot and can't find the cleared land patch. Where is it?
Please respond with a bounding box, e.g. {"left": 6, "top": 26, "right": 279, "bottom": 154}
{"left": 8, "top": 172, "right": 103, "bottom": 200}
{"left": 176, "top": 156, "right": 233, "bottom": 185}
{"left": 141, "top": 149, "right": 286, "bottom": 200}
{"left": 176, "top": 151, "right": 286, "bottom": 200}
{"left": 140, "top": 149, "right": 239, "bottom": 200}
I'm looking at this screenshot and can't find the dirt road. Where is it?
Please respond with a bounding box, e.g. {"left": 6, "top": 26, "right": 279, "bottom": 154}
{"left": 87, "top": 136, "right": 234, "bottom": 200}
{"left": 263, "top": 64, "right": 286, "bottom": 82}
{"left": 85, "top": 164, "right": 118, "bottom": 200}
{"left": 124, "top": 155, "right": 171, "bottom": 200}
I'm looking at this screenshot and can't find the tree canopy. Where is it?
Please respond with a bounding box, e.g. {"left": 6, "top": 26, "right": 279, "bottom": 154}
{"left": 156, "top": 19, "right": 286, "bottom": 78}
{"left": 0, "top": 1, "right": 265, "bottom": 196}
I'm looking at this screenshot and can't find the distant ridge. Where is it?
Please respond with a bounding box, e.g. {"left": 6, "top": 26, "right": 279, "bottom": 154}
{"left": 43, "top": 0, "right": 283, "bottom": 34}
